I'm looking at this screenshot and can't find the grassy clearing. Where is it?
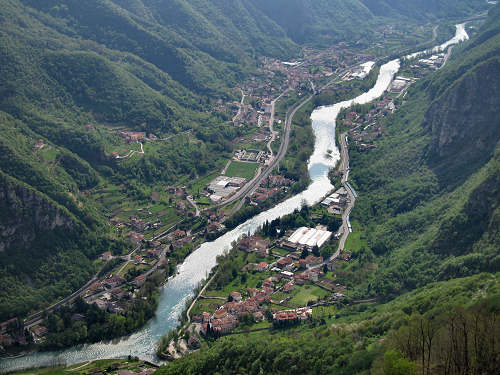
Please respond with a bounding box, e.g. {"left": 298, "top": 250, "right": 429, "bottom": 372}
{"left": 288, "top": 284, "right": 330, "bottom": 307}
{"left": 225, "top": 161, "right": 259, "bottom": 180}
{"left": 40, "top": 147, "right": 58, "bottom": 162}
{"left": 233, "top": 320, "right": 272, "bottom": 333}
{"left": 271, "top": 247, "right": 290, "bottom": 256}
{"left": 190, "top": 298, "right": 225, "bottom": 316}
{"left": 343, "top": 220, "right": 367, "bottom": 252}
{"left": 195, "top": 196, "right": 211, "bottom": 205}
{"left": 313, "top": 305, "right": 337, "bottom": 324}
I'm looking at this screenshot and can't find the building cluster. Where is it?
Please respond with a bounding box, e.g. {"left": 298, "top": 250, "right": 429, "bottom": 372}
{"left": 0, "top": 318, "right": 26, "bottom": 348}
{"left": 194, "top": 283, "right": 277, "bottom": 336}
{"left": 120, "top": 131, "right": 146, "bottom": 143}
{"left": 249, "top": 187, "right": 281, "bottom": 205}
{"left": 287, "top": 227, "right": 333, "bottom": 249}
{"left": 321, "top": 187, "right": 349, "bottom": 215}
{"left": 272, "top": 307, "right": 312, "bottom": 327}
{"left": 416, "top": 53, "right": 446, "bottom": 69}
{"left": 238, "top": 235, "right": 270, "bottom": 257}
{"left": 344, "top": 61, "right": 375, "bottom": 80}
{"left": 207, "top": 176, "right": 248, "bottom": 203}
{"left": 128, "top": 216, "right": 162, "bottom": 233}
{"left": 165, "top": 229, "right": 194, "bottom": 250}
{"left": 389, "top": 76, "right": 414, "bottom": 94}
{"left": 340, "top": 95, "right": 399, "bottom": 152}
{"left": 84, "top": 245, "right": 168, "bottom": 315}
{"left": 234, "top": 149, "right": 269, "bottom": 163}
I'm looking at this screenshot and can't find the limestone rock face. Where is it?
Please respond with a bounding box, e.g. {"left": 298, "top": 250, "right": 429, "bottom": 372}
{"left": 425, "top": 57, "right": 500, "bottom": 188}
{"left": 0, "top": 174, "right": 75, "bottom": 253}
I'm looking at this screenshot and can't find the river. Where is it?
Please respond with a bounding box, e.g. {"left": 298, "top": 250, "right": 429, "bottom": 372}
{"left": 405, "top": 23, "right": 469, "bottom": 59}
{"left": 0, "top": 24, "right": 468, "bottom": 373}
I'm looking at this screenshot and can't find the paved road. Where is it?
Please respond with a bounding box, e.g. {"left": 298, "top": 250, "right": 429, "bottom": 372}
{"left": 115, "top": 246, "right": 141, "bottom": 276}
{"left": 186, "top": 195, "right": 200, "bottom": 217}
{"left": 232, "top": 89, "right": 246, "bottom": 123}
{"left": 185, "top": 270, "right": 218, "bottom": 323}
{"left": 115, "top": 141, "right": 144, "bottom": 160}
{"left": 24, "top": 275, "right": 98, "bottom": 329}
{"left": 23, "top": 245, "right": 140, "bottom": 329}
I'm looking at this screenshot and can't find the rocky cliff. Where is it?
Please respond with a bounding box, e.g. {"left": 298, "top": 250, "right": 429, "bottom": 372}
{"left": 0, "top": 172, "right": 76, "bottom": 253}
{"left": 425, "top": 56, "right": 500, "bottom": 188}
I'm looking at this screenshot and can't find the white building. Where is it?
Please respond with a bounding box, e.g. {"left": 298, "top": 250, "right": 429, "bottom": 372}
{"left": 288, "top": 227, "right": 332, "bottom": 248}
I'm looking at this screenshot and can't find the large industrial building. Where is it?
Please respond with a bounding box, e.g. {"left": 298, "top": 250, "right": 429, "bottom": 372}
{"left": 288, "top": 227, "right": 332, "bottom": 248}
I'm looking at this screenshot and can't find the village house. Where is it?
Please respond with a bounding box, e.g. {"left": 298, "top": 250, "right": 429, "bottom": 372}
{"left": 130, "top": 231, "right": 145, "bottom": 244}
{"left": 277, "top": 256, "right": 293, "bottom": 269}
{"left": 273, "top": 307, "right": 312, "bottom": 327}
{"left": 30, "top": 326, "right": 48, "bottom": 343}
{"left": 256, "top": 262, "right": 268, "bottom": 272}
{"left": 134, "top": 255, "right": 146, "bottom": 265}
{"left": 283, "top": 282, "right": 294, "bottom": 293}
{"left": 108, "top": 302, "right": 125, "bottom": 315}
{"left": 265, "top": 175, "right": 293, "bottom": 187}
{"left": 0, "top": 318, "right": 19, "bottom": 335}
{"left": 92, "top": 298, "right": 108, "bottom": 310}
{"left": 238, "top": 236, "right": 270, "bottom": 253}
{"left": 110, "top": 288, "right": 125, "bottom": 300}
{"left": 103, "top": 276, "right": 125, "bottom": 289}
{"left": 340, "top": 253, "right": 351, "bottom": 261}
{"left": 133, "top": 274, "right": 146, "bottom": 287}
{"left": 230, "top": 291, "right": 242, "bottom": 302}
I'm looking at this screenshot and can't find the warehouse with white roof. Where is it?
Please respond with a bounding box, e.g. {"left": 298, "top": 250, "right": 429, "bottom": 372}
{"left": 288, "top": 227, "right": 332, "bottom": 248}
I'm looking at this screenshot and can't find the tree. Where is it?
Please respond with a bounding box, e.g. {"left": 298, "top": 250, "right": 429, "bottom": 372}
{"left": 383, "top": 350, "right": 417, "bottom": 375}
{"left": 312, "top": 245, "right": 320, "bottom": 257}
{"left": 301, "top": 249, "right": 309, "bottom": 259}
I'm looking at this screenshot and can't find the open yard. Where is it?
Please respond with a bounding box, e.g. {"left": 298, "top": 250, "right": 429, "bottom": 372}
{"left": 343, "top": 219, "right": 367, "bottom": 252}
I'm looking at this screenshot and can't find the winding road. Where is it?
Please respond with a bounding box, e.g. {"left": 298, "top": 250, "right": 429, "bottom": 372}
{"left": 335, "top": 132, "right": 356, "bottom": 257}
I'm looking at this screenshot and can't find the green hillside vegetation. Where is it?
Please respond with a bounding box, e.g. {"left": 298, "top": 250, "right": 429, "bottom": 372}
{"left": 348, "top": 8, "right": 500, "bottom": 299}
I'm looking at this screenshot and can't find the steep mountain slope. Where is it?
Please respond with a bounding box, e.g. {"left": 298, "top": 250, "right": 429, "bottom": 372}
{"left": 349, "top": 5, "right": 500, "bottom": 298}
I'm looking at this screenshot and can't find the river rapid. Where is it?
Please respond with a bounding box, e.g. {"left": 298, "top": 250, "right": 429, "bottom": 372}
{"left": 0, "top": 24, "right": 468, "bottom": 373}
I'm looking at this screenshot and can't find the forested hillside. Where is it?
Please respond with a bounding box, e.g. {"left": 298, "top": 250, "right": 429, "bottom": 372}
{"left": 349, "top": 5, "right": 500, "bottom": 299}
